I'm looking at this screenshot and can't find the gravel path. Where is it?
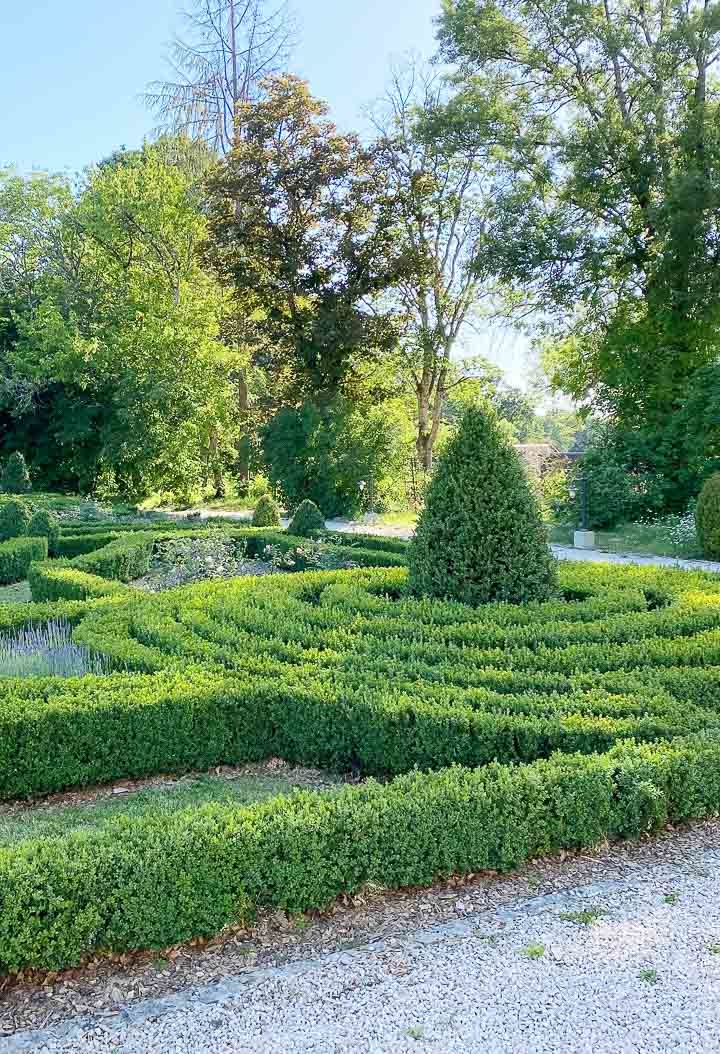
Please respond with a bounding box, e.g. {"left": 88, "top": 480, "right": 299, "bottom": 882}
{"left": 9, "top": 835, "right": 720, "bottom": 1054}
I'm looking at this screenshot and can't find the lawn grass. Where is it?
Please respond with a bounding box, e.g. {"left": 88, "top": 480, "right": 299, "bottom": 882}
{"left": 0, "top": 580, "right": 31, "bottom": 604}
{"left": 0, "top": 768, "right": 341, "bottom": 847}
{"left": 548, "top": 522, "right": 704, "bottom": 560}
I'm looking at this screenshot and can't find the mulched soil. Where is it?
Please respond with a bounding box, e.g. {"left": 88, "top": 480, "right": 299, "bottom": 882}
{"left": 2, "top": 816, "right": 719, "bottom": 1037}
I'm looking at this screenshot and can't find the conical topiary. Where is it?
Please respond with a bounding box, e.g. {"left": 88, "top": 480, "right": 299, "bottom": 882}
{"left": 252, "top": 493, "right": 281, "bottom": 527}
{"left": 0, "top": 499, "right": 32, "bottom": 541}
{"left": 289, "top": 499, "right": 325, "bottom": 537}
{"left": 28, "top": 508, "right": 61, "bottom": 551}
{"left": 408, "top": 406, "right": 556, "bottom": 605}
{"left": 2, "top": 452, "right": 31, "bottom": 494}
{"left": 695, "top": 473, "right": 720, "bottom": 558}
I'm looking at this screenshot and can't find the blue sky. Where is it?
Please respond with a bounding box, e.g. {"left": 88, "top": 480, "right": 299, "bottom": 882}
{"left": 0, "top": 0, "right": 532, "bottom": 385}
{"left": 1, "top": 0, "right": 440, "bottom": 174}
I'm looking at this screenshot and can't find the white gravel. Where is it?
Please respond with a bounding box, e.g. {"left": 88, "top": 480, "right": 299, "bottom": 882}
{"left": 10, "top": 844, "right": 720, "bottom": 1054}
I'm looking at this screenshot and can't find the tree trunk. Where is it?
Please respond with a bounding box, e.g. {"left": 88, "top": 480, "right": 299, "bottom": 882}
{"left": 416, "top": 430, "right": 433, "bottom": 474}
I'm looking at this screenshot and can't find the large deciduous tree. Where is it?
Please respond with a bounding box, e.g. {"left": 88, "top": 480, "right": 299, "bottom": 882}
{"left": 146, "top": 0, "right": 296, "bottom": 154}
{"left": 370, "top": 63, "right": 531, "bottom": 472}
{"left": 205, "top": 74, "right": 403, "bottom": 401}
{"left": 439, "top": 0, "right": 720, "bottom": 435}
{"left": 0, "top": 143, "right": 235, "bottom": 499}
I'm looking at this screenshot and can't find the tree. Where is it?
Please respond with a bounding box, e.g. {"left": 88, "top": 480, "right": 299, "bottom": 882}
{"left": 146, "top": 0, "right": 296, "bottom": 153}
{"left": 439, "top": 0, "right": 720, "bottom": 434}
{"left": 261, "top": 393, "right": 412, "bottom": 517}
{"left": 371, "top": 63, "right": 524, "bottom": 472}
{"left": 408, "top": 405, "right": 556, "bottom": 604}
{"left": 0, "top": 144, "right": 236, "bottom": 500}
{"left": 206, "top": 75, "right": 404, "bottom": 401}
{"left": 1, "top": 452, "right": 31, "bottom": 494}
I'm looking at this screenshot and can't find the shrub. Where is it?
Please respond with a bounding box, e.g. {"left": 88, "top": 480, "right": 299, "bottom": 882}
{"left": 28, "top": 562, "right": 133, "bottom": 602}
{"left": 0, "top": 537, "right": 47, "bottom": 585}
{"left": 248, "top": 473, "right": 271, "bottom": 500}
{"left": 252, "top": 494, "right": 281, "bottom": 527}
{"left": 0, "top": 499, "right": 31, "bottom": 542}
{"left": 2, "top": 736, "right": 720, "bottom": 972}
{"left": 53, "top": 531, "right": 122, "bottom": 558}
{"left": 1, "top": 452, "right": 31, "bottom": 494}
{"left": 408, "top": 407, "right": 556, "bottom": 605}
{"left": 696, "top": 473, "right": 720, "bottom": 558}
{"left": 288, "top": 499, "right": 326, "bottom": 537}
{"left": 2, "top": 560, "right": 720, "bottom": 969}
{"left": 27, "top": 508, "right": 61, "bottom": 551}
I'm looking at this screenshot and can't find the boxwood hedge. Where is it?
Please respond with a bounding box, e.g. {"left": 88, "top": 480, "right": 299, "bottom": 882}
{"left": 3, "top": 535, "right": 720, "bottom": 972}
{"left": 0, "top": 536, "right": 47, "bottom": 585}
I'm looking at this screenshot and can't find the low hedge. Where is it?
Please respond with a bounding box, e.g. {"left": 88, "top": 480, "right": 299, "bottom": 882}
{"left": 2, "top": 734, "right": 720, "bottom": 972}
{"left": 3, "top": 665, "right": 710, "bottom": 800}
{"left": 27, "top": 562, "right": 134, "bottom": 602}
{"left": 0, "top": 536, "right": 47, "bottom": 585}
{"left": 52, "top": 531, "right": 122, "bottom": 558}
{"left": 4, "top": 554, "right": 720, "bottom": 973}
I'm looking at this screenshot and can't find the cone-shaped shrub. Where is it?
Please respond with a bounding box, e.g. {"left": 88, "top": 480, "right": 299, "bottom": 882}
{"left": 0, "top": 499, "right": 31, "bottom": 542}
{"left": 252, "top": 493, "right": 281, "bottom": 527}
{"left": 696, "top": 473, "right": 720, "bottom": 558}
{"left": 408, "top": 406, "right": 556, "bottom": 605}
{"left": 289, "top": 499, "right": 325, "bottom": 537}
{"left": 28, "top": 508, "right": 61, "bottom": 551}
{"left": 2, "top": 452, "right": 31, "bottom": 494}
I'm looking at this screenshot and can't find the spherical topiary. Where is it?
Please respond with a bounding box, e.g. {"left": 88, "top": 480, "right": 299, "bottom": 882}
{"left": 0, "top": 499, "right": 32, "bottom": 541}
{"left": 289, "top": 499, "right": 325, "bottom": 537}
{"left": 28, "top": 508, "right": 61, "bottom": 551}
{"left": 252, "top": 493, "right": 281, "bottom": 527}
{"left": 1, "top": 452, "right": 31, "bottom": 494}
{"left": 695, "top": 474, "right": 720, "bottom": 558}
{"left": 408, "top": 406, "right": 557, "bottom": 605}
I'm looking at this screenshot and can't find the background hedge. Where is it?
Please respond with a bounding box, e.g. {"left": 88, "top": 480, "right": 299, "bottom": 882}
{"left": 0, "top": 536, "right": 47, "bottom": 585}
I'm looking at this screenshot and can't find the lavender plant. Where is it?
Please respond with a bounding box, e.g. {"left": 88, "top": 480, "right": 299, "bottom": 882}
{"left": 0, "top": 619, "right": 108, "bottom": 677}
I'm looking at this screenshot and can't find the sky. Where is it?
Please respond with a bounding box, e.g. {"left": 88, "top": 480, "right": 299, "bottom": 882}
{"left": 0, "top": 0, "right": 533, "bottom": 386}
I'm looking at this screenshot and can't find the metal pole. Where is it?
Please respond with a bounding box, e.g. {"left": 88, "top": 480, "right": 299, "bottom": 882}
{"left": 579, "top": 476, "right": 589, "bottom": 531}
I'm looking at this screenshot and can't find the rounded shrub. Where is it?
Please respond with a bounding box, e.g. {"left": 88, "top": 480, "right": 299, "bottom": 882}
{"left": 408, "top": 406, "right": 557, "bottom": 605}
{"left": 0, "top": 499, "right": 32, "bottom": 542}
{"left": 28, "top": 508, "right": 61, "bottom": 551}
{"left": 289, "top": 499, "right": 325, "bottom": 537}
{"left": 695, "top": 473, "right": 720, "bottom": 558}
{"left": 252, "top": 494, "right": 281, "bottom": 527}
{"left": 1, "top": 452, "right": 31, "bottom": 494}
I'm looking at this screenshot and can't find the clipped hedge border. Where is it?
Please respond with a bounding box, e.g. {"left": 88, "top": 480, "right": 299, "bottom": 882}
{"left": 27, "top": 562, "right": 134, "bottom": 602}
{"left": 0, "top": 536, "right": 47, "bottom": 585}
{"left": 1, "top": 734, "right": 720, "bottom": 972}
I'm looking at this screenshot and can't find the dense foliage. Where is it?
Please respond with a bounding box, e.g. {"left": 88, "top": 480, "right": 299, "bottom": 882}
{"left": 409, "top": 407, "right": 556, "bottom": 603}
{"left": 3, "top": 552, "right": 720, "bottom": 968}
{"left": 0, "top": 146, "right": 235, "bottom": 500}
{"left": 0, "top": 499, "right": 31, "bottom": 542}
{"left": 288, "top": 499, "right": 325, "bottom": 537}
{"left": 439, "top": 0, "right": 720, "bottom": 505}
{"left": 696, "top": 473, "right": 720, "bottom": 559}
{"left": 1, "top": 452, "right": 31, "bottom": 494}
{"left": 0, "top": 536, "right": 47, "bottom": 585}
{"left": 27, "top": 508, "right": 60, "bottom": 550}
{"left": 251, "top": 494, "right": 281, "bottom": 527}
